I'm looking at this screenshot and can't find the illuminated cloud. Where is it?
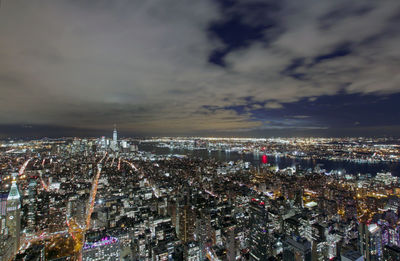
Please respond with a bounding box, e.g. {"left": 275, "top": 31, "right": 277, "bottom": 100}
{"left": 0, "top": 0, "right": 399, "bottom": 136}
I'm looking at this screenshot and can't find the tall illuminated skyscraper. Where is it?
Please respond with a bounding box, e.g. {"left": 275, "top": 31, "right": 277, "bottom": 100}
{"left": 359, "top": 223, "right": 383, "bottom": 261}
{"left": 27, "top": 180, "right": 37, "bottom": 233}
{"left": 249, "top": 200, "right": 272, "bottom": 260}
{"left": 6, "top": 179, "right": 21, "bottom": 255}
{"left": 113, "top": 124, "right": 118, "bottom": 143}
{"left": 111, "top": 124, "right": 118, "bottom": 151}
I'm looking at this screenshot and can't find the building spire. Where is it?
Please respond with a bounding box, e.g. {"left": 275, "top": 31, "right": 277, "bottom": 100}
{"left": 8, "top": 176, "right": 20, "bottom": 200}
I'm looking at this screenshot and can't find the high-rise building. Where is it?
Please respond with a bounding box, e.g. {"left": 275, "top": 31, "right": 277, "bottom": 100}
{"left": 27, "top": 180, "right": 37, "bottom": 233}
{"left": 195, "top": 212, "right": 212, "bottom": 260}
{"left": 1, "top": 189, "right": 15, "bottom": 261}
{"left": 0, "top": 191, "right": 7, "bottom": 241}
{"left": 283, "top": 236, "right": 312, "bottom": 261}
{"left": 359, "top": 223, "right": 383, "bottom": 261}
{"left": 6, "top": 179, "right": 21, "bottom": 255}
{"left": 177, "top": 204, "right": 196, "bottom": 243}
{"left": 113, "top": 124, "right": 118, "bottom": 143}
{"left": 82, "top": 236, "right": 121, "bottom": 261}
{"left": 248, "top": 200, "right": 272, "bottom": 260}
{"left": 111, "top": 125, "right": 119, "bottom": 151}
{"left": 0, "top": 192, "right": 7, "bottom": 217}
{"left": 100, "top": 136, "right": 107, "bottom": 150}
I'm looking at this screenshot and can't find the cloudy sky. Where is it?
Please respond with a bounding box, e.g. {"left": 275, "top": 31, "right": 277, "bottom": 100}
{"left": 0, "top": 0, "right": 400, "bottom": 137}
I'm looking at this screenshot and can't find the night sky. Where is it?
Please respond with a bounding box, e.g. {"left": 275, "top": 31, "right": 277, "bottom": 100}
{"left": 0, "top": 0, "right": 400, "bottom": 138}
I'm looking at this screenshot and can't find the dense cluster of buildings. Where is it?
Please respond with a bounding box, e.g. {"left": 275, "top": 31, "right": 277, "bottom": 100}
{"left": 0, "top": 132, "right": 400, "bottom": 260}
{"left": 146, "top": 137, "right": 400, "bottom": 163}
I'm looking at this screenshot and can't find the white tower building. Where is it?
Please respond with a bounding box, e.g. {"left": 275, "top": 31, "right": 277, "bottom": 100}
{"left": 111, "top": 125, "right": 119, "bottom": 151}
{"left": 6, "top": 178, "right": 21, "bottom": 255}
{"left": 113, "top": 124, "right": 118, "bottom": 143}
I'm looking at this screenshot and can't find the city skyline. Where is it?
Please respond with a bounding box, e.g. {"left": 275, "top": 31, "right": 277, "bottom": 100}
{"left": 1, "top": 2, "right": 400, "bottom": 259}
{"left": 1, "top": 136, "right": 400, "bottom": 260}
{"left": 1, "top": 0, "right": 400, "bottom": 137}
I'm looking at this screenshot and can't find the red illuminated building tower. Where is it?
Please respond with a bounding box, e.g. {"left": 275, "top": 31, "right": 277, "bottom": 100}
{"left": 261, "top": 155, "right": 268, "bottom": 164}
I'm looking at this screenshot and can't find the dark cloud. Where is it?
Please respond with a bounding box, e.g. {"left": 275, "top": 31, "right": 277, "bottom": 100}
{"left": 0, "top": 0, "right": 399, "bottom": 137}
{"left": 208, "top": 0, "right": 282, "bottom": 66}
{"left": 281, "top": 58, "right": 307, "bottom": 80}
{"left": 312, "top": 42, "right": 352, "bottom": 65}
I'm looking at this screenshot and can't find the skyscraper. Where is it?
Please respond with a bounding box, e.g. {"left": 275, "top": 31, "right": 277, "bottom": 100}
{"left": 113, "top": 124, "right": 118, "bottom": 143}
{"left": 6, "top": 179, "right": 21, "bottom": 255}
{"left": 283, "top": 236, "right": 312, "bottom": 261}
{"left": 359, "top": 223, "right": 383, "bottom": 261}
{"left": 111, "top": 124, "right": 118, "bottom": 151}
{"left": 0, "top": 192, "right": 7, "bottom": 216}
{"left": 248, "top": 200, "right": 272, "bottom": 260}
{"left": 177, "top": 204, "right": 196, "bottom": 243}
{"left": 27, "top": 180, "right": 37, "bottom": 233}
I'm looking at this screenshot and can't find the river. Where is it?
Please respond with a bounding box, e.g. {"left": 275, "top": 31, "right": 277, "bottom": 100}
{"left": 138, "top": 143, "right": 400, "bottom": 177}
